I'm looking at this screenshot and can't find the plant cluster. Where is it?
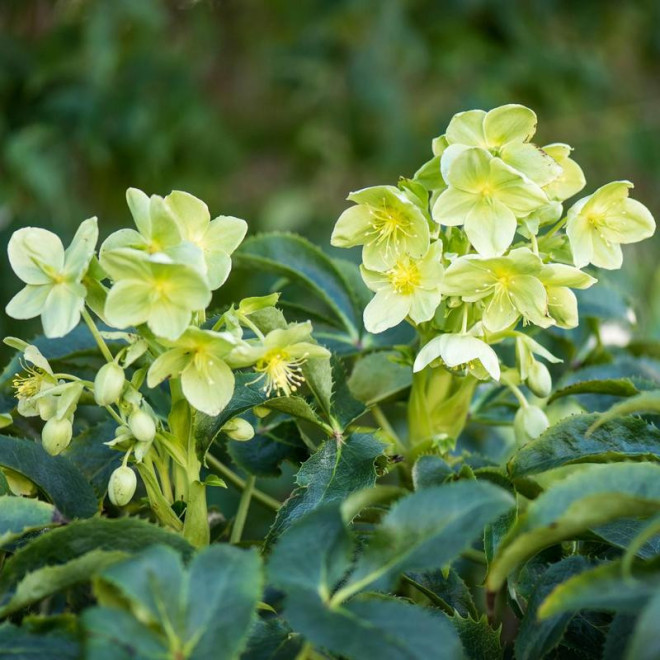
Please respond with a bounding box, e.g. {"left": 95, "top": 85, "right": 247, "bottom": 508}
{"left": 0, "top": 105, "right": 659, "bottom": 660}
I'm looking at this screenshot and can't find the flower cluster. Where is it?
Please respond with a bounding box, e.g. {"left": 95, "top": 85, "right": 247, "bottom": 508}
{"left": 5, "top": 189, "right": 328, "bottom": 507}
{"left": 332, "top": 104, "right": 655, "bottom": 438}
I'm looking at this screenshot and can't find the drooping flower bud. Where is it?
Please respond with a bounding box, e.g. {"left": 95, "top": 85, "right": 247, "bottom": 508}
{"left": 41, "top": 417, "right": 73, "bottom": 456}
{"left": 108, "top": 466, "right": 137, "bottom": 506}
{"left": 221, "top": 417, "right": 255, "bottom": 442}
{"left": 128, "top": 409, "right": 156, "bottom": 443}
{"left": 527, "top": 361, "right": 552, "bottom": 398}
{"left": 94, "top": 362, "right": 125, "bottom": 406}
{"left": 514, "top": 405, "right": 549, "bottom": 446}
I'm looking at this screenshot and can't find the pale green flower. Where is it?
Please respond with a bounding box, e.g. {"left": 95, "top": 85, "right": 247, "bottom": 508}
{"left": 165, "top": 191, "right": 247, "bottom": 289}
{"left": 331, "top": 185, "right": 430, "bottom": 269}
{"left": 360, "top": 242, "right": 444, "bottom": 333}
{"left": 413, "top": 333, "right": 501, "bottom": 381}
{"left": 443, "top": 104, "right": 561, "bottom": 186}
{"left": 441, "top": 248, "right": 551, "bottom": 332}
{"left": 101, "top": 248, "right": 211, "bottom": 341}
{"left": 229, "top": 322, "right": 330, "bottom": 397}
{"left": 541, "top": 143, "right": 586, "bottom": 202}
{"left": 147, "top": 327, "right": 236, "bottom": 416}
{"left": 539, "top": 263, "right": 597, "bottom": 328}
{"left": 6, "top": 218, "right": 98, "bottom": 337}
{"left": 432, "top": 147, "right": 548, "bottom": 257}
{"left": 566, "top": 181, "right": 655, "bottom": 270}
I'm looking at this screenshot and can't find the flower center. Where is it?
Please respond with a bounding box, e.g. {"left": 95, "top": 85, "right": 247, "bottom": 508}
{"left": 12, "top": 365, "right": 47, "bottom": 399}
{"left": 254, "top": 349, "right": 306, "bottom": 397}
{"left": 387, "top": 258, "right": 421, "bottom": 295}
{"left": 367, "top": 204, "right": 415, "bottom": 253}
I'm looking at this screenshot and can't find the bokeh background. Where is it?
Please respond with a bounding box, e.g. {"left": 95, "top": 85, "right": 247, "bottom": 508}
{"left": 2, "top": 0, "right": 660, "bottom": 354}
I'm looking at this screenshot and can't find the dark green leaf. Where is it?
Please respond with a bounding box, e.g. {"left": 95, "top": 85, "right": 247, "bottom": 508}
{"left": 488, "top": 463, "right": 660, "bottom": 591}
{"left": 0, "top": 518, "right": 193, "bottom": 592}
{"left": 625, "top": 591, "right": 660, "bottom": 660}
{"left": 508, "top": 414, "right": 660, "bottom": 479}
{"left": 405, "top": 568, "right": 477, "bottom": 617}
{"left": 329, "top": 357, "right": 367, "bottom": 430}
{"left": 0, "top": 435, "right": 98, "bottom": 519}
{"left": 265, "top": 433, "right": 384, "bottom": 547}
{"left": 593, "top": 518, "right": 660, "bottom": 559}
{"left": 0, "top": 496, "right": 59, "bottom": 547}
{"left": 412, "top": 455, "right": 454, "bottom": 489}
{"left": 452, "top": 614, "right": 502, "bottom": 660}
{"left": 548, "top": 378, "right": 641, "bottom": 403}
{"left": 603, "top": 614, "right": 637, "bottom": 660}
{"left": 347, "top": 351, "right": 412, "bottom": 405}
{"left": 242, "top": 617, "right": 303, "bottom": 660}
{"left": 0, "top": 622, "right": 80, "bottom": 660}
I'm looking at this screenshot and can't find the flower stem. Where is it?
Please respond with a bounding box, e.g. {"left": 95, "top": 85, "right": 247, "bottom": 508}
{"left": 206, "top": 454, "right": 281, "bottom": 512}
{"left": 82, "top": 308, "right": 114, "bottom": 363}
{"left": 230, "top": 474, "right": 256, "bottom": 544}
{"left": 372, "top": 405, "right": 406, "bottom": 453}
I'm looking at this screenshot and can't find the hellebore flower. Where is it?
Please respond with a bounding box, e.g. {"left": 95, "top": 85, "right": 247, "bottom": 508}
{"left": 539, "top": 263, "right": 597, "bottom": 329}
{"left": 566, "top": 181, "right": 655, "bottom": 270}
{"left": 432, "top": 147, "right": 548, "bottom": 257}
{"left": 147, "top": 327, "right": 237, "bottom": 416}
{"left": 331, "top": 185, "right": 430, "bottom": 269}
{"left": 101, "top": 248, "right": 211, "bottom": 341}
{"left": 441, "top": 248, "right": 551, "bottom": 332}
{"left": 413, "top": 333, "right": 501, "bottom": 381}
{"left": 359, "top": 242, "right": 444, "bottom": 333}
{"left": 6, "top": 218, "right": 98, "bottom": 338}
{"left": 541, "top": 143, "right": 586, "bottom": 202}
{"left": 443, "top": 104, "right": 561, "bottom": 186}
{"left": 229, "top": 322, "right": 331, "bottom": 397}
{"left": 164, "top": 191, "right": 247, "bottom": 290}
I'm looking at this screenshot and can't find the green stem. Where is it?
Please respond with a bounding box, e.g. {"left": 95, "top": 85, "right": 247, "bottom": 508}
{"left": 230, "top": 475, "right": 256, "bottom": 544}
{"left": 104, "top": 405, "right": 125, "bottom": 427}
{"left": 372, "top": 405, "right": 406, "bottom": 453}
{"left": 206, "top": 454, "right": 281, "bottom": 511}
{"left": 239, "top": 314, "right": 265, "bottom": 340}
{"left": 82, "top": 308, "right": 114, "bottom": 363}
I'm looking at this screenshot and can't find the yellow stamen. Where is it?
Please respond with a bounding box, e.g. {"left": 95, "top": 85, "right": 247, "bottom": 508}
{"left": 254, "top": 349, "right": 307, "bottom": 397}
{"left": 387, "top": 258, "right": 421, "bottom": 295}
{"left": 365, "top": 201, "right": 416, "bottom": 256}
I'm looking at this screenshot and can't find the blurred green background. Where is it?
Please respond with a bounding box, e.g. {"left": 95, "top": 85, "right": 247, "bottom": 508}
{"left": 2, "top": 0, "right": 660, "bottom": 350}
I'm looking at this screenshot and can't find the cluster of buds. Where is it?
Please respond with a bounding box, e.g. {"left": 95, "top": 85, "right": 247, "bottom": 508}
{"left": 332, "top": 104, "right": 655, "bottom": 439}
{"left": 5, "top": 189, "right": 329, "bottom": 507}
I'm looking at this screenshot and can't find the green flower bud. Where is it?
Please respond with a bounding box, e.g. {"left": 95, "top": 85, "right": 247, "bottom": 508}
{"left": 94, "top": 362, "right": 125, "bottom": 406}
{"left": 42, "top": 417, "right": 73, "bottom": 456}
{"left": 221, "top": 417, "right": 255, "bottom": 442}
{"left": 514, "top": 405, "right": 549, "bottom": 446}
{"left": 128, "top": 409, "right": 156, "bottom": 443}
{"left": 2, "top": 467, "right": 37, "bottom": 497}
{"left": 527, "top": 361, "right": 552, "bottom": 398}
{"left": 108, "top": 466, "right": 137, "bottom": 506}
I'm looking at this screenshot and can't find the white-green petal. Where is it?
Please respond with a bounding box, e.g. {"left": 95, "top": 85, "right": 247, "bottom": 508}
{"left": 165, "top": 190, "right": 210, "bottom": 237}
{"left": 8, "top": 227, "right": 64, "bottom": 285}
{"left": 484, "top": 104, "right": 537, "bottom": 147}
{"left": 147, "top": 348, "right": 190, "bottom": 387}
{"left": 445, "top": 109, "right": 487, "bottom": 147}
{"left": 265, "top": 322, "right": 313, "bottom": 349}
{"left": 547, "top": 286, "right": 579, "bottom": 328}
{"left": 431, "top": 187, "right": 476, "bottom": 227}
{"left": 286, "top": 342, "right": 331, "bottom": 360}
{"left": 205, "top": 216, "right": 248, "bottom": 255}
{"left": 126, "top": 188, "right": 152, "bottom": 237}
{"left": 41, "top": 282, "right": 86, "bottom": 338}
{"left": 363, "top": 289, "right": 410, "bottom": 333}
{"left": 360, "top": 265, "right": 389, "bottom": 292}
{"left": 483, "top": 288, "right": 520, "bottom": 332}
{"left": 590, "top": 233, "right": 623, "bottom": 270}
{"left": 63, "top": 217, "right": 99, "bottom": 280}
{"left": 444, "top": 147, "right": 492, "bottom": 191}
{"left": 5, "top": 284, "right": 50, "bottom": 320}
{"left": 409, "top": 289, "right": 442, "bottom": 324}
{"left": 489, "top": 159, "right": 548, "bottom": 214}
{"left": 541, "top": 264, "right": 596, "bottom": 289}
{"left": 148, "top": 195, "right": 182, "bottom": 248}
{"left": 464, "top": 198, "right": 517, "bottom": 257}
{"left": 105, "top": 279, "right": 153, "bottom": 329}
{"left": 499, "top": 142, "right": 561, "bottom": 187}
{"left": 148, "top": 300, "right": 193, "bottom": 341}
{"left": 181, "top": 358, "right": 234, "bottom": 416}
{"left": 331, "top": 205, "right": 376, "bottom": 247}
{"left": 600, "top": 198, "right": 655, "bottom": 244}
{"left": 508, "top": 275, "right": 550, "bottom": 327}
{"left": 566, "top": 213, "right": 593, "bottom": 269}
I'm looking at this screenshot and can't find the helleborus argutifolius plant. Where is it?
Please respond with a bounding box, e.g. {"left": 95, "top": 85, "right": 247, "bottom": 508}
{"left": 332, "top": 102, "right": 656, "bottom": 453}
{"left": 3, "top": 188, "right": 330, "bottom": 547}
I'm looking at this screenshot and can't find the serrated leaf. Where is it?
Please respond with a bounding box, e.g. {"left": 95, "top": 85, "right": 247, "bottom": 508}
{"left": 0, "top": 550, "right": 126, "bottom": 616}
{"left": 242, "top": 617, "right": 303, "bottom": 660}
{"left": 330, "top": 357, "right": 367, "bottom": 430}
{"left": 265, "top": 433, "right": 384, "bottom": 547}
{"left": 348, "top": 351, "right": 412, "bottom": 405}
{"left": 0, "top": 622, "right": 80, "bottom": 660}
{"left": 538, "top": 561, "right": 660, "bottom": 618}
{"left": 0, "top": 518, "right": 193, "bottom": 592}
{"left": 236, "top": 233, "right": 361, "bottom": 338}
{"left": 0, "top": 435, "right": 98, "bottom": 519}
{"left": 508, "top": 414, "right": 660, "bottom": 478}
{"left": 588, "top": 390, "right": 660, "bottom": 433}
{"left": 0, "top": 496, "right": 59, "bottom": 547}
{"left": 515, "top": 556, "right": 592, "bottom": 660}
{"left": 340, "top": 481, "right": 514, "bottom": 596}
{"left": 593, "top": 517, "right": 660, "bottom": 559}
{"left": 405, "top": 568, "right": 477, "bottom": 617}
{"left": 87, "top": 544, "right": 263, "bottom": 660}
{"left": 412, "top": 455, "right": 454, "bottom": 489}
{"left": 452, "top": 613, "right": 502, "bottom": 660}
{"left": 548, "top": 378, "right": 641, "bottom": 403}
{"left": 488, "top": 463, "right": 660, "bottom": 591}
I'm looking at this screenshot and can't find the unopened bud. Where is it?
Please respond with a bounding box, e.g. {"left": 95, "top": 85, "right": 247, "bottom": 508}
{"left": 42, "top": 417, "right": 73, "bottom": 456}
{"left": 2, "top": 468, "right": 37, "bottom": 497}
{"left": 527, "top": 362, "right": 552, "bottom": 398}
{"left": 222, "top": 417, "right": 255, "bottom": 442}
{"left": 128, "top": 409, "right": 156, "bottom": 443}
{"left": 514, "top": 405, "right": 549, "bottom": 446}
{"left": 108, "top": 466, "right": 137, "bottom": 506}
{"left": 94, "top": 362, "right": 125, "bottom": 406}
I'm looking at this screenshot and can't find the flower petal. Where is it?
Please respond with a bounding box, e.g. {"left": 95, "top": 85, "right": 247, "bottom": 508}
{"left": 148, "top": 300, "right": 193, "bottom": 341}
{"left": 147, "top": 348, "right": 190, "bottom": 387}
{"left": 546, "top": 286, "right": 579, "bottom": 329}
{"left": 590, "top": 233, "right": 623, "bottom": 270}
{"left": 8, "top": 227, "right": 64, "bottom": 285}
{"left": 205, "top": 216, "right": 248, "bottom": 255}
{"left": 540, "top": 263, "right": 596, "bottom": 289}
{"left": 445, "top": 109, "right": 487, "bottom": 147}
{"left": 489, "top": 158, "right": 548, "bottom": 214}
{"left": 566, "top": 212, "right": 594, "bottom": 269}
{"left": 6, "top": 285, "right": 50, "bottom": 320}
{"left": 484, "top": 104, "right": 537, "bottom": 147}
{"left": 499, "top": 142, "right": 562, "bottom": 187}
{"left": 464, "top": 198, "right": 517, "bottom": 257}
{"left": 165, "top": 190, "right": 210, "bottom": 238}
{"left": 431, "top": 187, "right": 477, "bottom": 227}
{"left": 149, "top": 195, "right": 182, "bottom": 248}
{"left": 126, "top": 188, "right": 152, "bottom": 237}
{"left": 443, "top": 147, "right": 492, "bottom": 192}
{"left": 63, "top": 217, "right": 98, "bottom": 280}
{"left": 508, "top": 275, "right": 550, "bottom": 327}
{"left": 600, "top": 198, "right": 655, "bottom": 245}
{"left": 182, "top": 358, "right": 235, "bottom": 416}
{"left": 409, "top": 289, "right": 442, "bottom": 324}
{"left": 331, "top": 205, "right": 376, "bottom": 248}
{"left": 105, "top": 279, "right": 152, "bottom": 329}
{"left": 482, "top": 287, "right": 520, "bottom": 332}
{"left": 363, "top": 289, "right": 410, "bottom": 333}
{"left": 41, "top": 282, "right": 86, "bottom": 338}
